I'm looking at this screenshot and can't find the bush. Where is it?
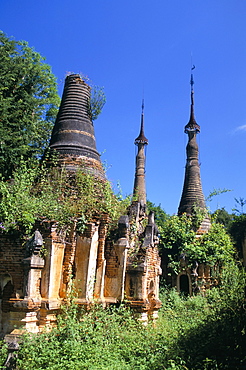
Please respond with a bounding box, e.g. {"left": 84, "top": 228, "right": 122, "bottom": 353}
{"left": 17, "top": 301, "right": 162, "bottom": 370}
{"left": 16, "top": 281, "right": 246, "bottom": 370}
{"left": 0, "top": 340, "right": 8, "bottom": 368}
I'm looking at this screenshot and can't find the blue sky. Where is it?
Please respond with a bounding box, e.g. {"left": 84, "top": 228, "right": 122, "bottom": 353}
{"left": 0, "top": 0, "right": 246, "bottom": 214}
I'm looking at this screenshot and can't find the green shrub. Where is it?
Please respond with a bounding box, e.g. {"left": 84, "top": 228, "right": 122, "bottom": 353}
{"left": 16, "top": 277, "right": 246, "bottom": 370}
{"left": 17, "top": 302, "right": 163, "bottom": 370}
{"left": 0, "top": 340, "right": 8, "bottom": 368}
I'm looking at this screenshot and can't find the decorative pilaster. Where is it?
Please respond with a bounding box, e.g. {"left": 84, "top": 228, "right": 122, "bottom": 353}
{"left": 40, "top": 225, "right": 66, "bottom": 309}
{"left": 23, "top": 230, "right": 45, "bottom": 305}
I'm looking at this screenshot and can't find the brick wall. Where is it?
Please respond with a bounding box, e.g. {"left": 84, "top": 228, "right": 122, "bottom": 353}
{"left": 0, "top": 233, "right": 25, "bottom": 297}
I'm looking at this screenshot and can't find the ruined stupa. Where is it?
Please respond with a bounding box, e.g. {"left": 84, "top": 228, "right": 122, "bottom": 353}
{"left": 49, "top": 74, "right": 105, "bottom": 178}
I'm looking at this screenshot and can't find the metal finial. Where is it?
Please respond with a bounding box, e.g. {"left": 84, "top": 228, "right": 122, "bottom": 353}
{"left": 184, "top": 65, "right": 200, "bottom": 134}
{"left": 134, "top": 100, "right": 148, "bottom": 145}
{"left": 190, "top": 68, "right": 195, "bottom": 92}
{"left": 190, "top": 65, "right": 195, "bottom": 105}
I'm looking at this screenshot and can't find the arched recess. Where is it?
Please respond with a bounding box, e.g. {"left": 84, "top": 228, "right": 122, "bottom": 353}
{"left": 148, "top": 280, "right": 154, "bottom": 297}
{"left": 177, "top": 273, "right": 191, "bottom": 296}
{"left": 147, "top": 280, "right": 156, "bottom": 304}
{"left": 0, "top": 273, "right": 13, "bottom": 297}
{"left": 0, "top": 273, "right": 14, "bottom": 334}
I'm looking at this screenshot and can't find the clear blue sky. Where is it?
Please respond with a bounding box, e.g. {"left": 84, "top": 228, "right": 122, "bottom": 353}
{"left": 0, "top": 0, "right": 246, "bottom": 215}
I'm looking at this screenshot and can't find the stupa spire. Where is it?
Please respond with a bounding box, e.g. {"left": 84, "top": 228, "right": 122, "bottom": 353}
{"left": 133, "top": 100, "right": 148, "bottom": 204}
{"left": 178, "top": 70, "right": 210, "bottom": 233}
{"left": 184, "top": 69, "right": 200, "bottom": 134}
{"left": 49, "top": 74, "right": 104, "bottom": 178}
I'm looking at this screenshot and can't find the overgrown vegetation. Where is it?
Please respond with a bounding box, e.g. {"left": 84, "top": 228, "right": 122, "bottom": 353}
{"left": 0, "top": 160, "right": 130, "bottom": 236}
{"left": 212, "top": 202, "right": 246, "bottom": 262}
{"left": 89, "top": 84, "right": 106, "bottom": 121}
{"left": 0, "top": 340, "right": 8, "bottom": 369}
{"left": 11, "top": 263, "right": 245, "bottom": 369}
{"left": 148, "top": 207, "right": 236, "bottom": 276}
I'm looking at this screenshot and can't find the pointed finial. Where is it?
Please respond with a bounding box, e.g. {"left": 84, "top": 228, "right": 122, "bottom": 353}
{"left": 135, "top": 99, "right": 148, "bottom": 145}
{"left": 184, "top": 65, "right": 200, "bottom": 134}
{"left": 190, "top": 65, "right": 195, "bottom": 105}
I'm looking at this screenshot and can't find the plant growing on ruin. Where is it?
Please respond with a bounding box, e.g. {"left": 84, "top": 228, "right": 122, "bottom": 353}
{"left": 0, "top": 160, "right": 130, "bottom": 236}
{"left": 89, "top": 84, "right": 106, "bottom": 121}
{"left": 148, "top": 203, "right": 236, "bottom": 273}
{"left": 66, "top": 72, "right": 106, "bottom": 121}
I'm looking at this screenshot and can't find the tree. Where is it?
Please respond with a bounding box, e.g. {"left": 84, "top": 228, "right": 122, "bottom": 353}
{"left": 212, "top": 207, "right": 233, "bottom": 229}
{"left": 147, "top": 202, "right": 236, "bottom": 284}
{"left": 228, "top": 214, "right": 246, "bottom": 260}
{"left": 233, "top": 197, "right": 246, "bottom": 215}
{"left": 0, "top": 31, "right": 60, "bottom": 178}
{"left": 147, "top": 201, "right": 168, "bottom": 227}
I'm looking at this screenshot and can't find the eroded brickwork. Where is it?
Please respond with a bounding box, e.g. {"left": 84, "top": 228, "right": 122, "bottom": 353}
{"left": 0, "top": 233, "right": 25, "bottom": 298}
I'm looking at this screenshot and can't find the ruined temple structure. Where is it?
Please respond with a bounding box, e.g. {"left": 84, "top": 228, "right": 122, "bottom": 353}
{"left": 164, "top": 72, "right": 212, "bottom": 295}
{"left": 0, "top": 74, "right": 161, "bottom": 338}
{"left": 127, "top": 100, "right": 161, "bottom": 319}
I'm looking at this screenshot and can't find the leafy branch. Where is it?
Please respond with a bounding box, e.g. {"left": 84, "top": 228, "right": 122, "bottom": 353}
{"left": 205, "top": 188, "right": 231, "bottom": 202}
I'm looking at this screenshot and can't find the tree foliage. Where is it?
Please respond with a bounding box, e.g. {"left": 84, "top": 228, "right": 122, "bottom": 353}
{"left": 147, "top": 203, "right": 236, "bottom": 272}
{"left": 233, "top": 197, "right": 246, "bottom": 215}
{"left": 0, "top": 340, "right": 8, "bottom": 368}
{"left": 147, "top": 201, "right": 168, "bottom": 227}
{"left": 212, "top": 207, "right": 233, "bottom": 229}
{"left": 228, "top": 213, "right": 246, "bottom": 260}
{"left": 0, "top": 31, "right": 60, "bottom": 178}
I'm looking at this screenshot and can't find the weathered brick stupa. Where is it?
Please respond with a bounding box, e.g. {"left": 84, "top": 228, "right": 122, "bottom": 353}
{"left": 178, "top": 72, "right": 210, "bottom": 234}
{"left": 166, "top": 72, "right": 211, "bottom": 296}
{"left": 49, "top": 74, "right": 105, "bottom": 178}
{"left": 125, "top": 101, "right": 162, "bottom": 321}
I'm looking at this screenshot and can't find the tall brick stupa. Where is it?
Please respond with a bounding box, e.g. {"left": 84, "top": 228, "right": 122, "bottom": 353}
{"left": 178, "top": 72, "right": 210, "bottom": 233}
{"left": 133, "top": 100, "right": 148, "bottom": 205}
{"left": 49, "top": 74, "right": 105, "bottom": 178}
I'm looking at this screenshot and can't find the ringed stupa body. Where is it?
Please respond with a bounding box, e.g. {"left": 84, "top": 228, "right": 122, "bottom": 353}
{"left": 49, "top": 74, "right": 105, "bottom": 178}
